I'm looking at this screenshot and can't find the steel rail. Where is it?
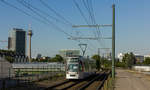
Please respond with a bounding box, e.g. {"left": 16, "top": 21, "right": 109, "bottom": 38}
{"left": 56, "top": 74, "right": 97, "bottom": 90}
{"left": 61, "top": 80, "right": 82, "bottom": 90}
{"left": 96, "top": 71, "right": 111, "bottom": 90}
{"left": 44, "top": 80, "right": 70, "bottom": 90}
{"left": 78, "top": 72, "right": 105, "bottom": 90}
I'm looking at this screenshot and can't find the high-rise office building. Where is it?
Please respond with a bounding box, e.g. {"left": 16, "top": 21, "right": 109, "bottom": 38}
{"left": 8, "top": 28, "right": 26, "bottom": 55}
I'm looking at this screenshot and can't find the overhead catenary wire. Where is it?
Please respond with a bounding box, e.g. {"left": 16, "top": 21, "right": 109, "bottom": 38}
{"left": 73, "top": 0, "right": 90, "bottom": 25}
{"left": 74, "top": 0, "right": 106, "bottom": 50}
{"left": 1, "top": 0, "right": 100, "bottom": 55}
{"left": 39, "top": 0, "right": 88, "bottom": 44}
{"left": 18, "top": 0, "right": 93, "bottom": 50}
{"left": 19, "top": 0, "right": 72, "bottom": 26}
{"left": 41, "top": 0, "right": 96, "bottom": 50}
{"left": 86, "top": 0, "right": 107, "bottom": 49}
{"left": 86, "top": 0, "right": 103, "bottom": 42}
{"left": 39, "top": 0, "right": 73, "bottom": 26}
{"left": 73, "top": 0, "right": 98, "bottom": 40}
{"left": 40, "top": 0, "right": 97, "bottom": 51}
{"left": 82, "top": 0, "right": 98, "bottom": 34}
{"left": 0, "top": 0, "right": 48, "bottom": 25}
{"left": 82, "top": 0, "right": 93, "bottom": 24}
{"left": 74, "top": 0, "right": 98, "bottom": 39}
{"left": 73, "top": 0, "right": 100, "bottom": 50}
{"left": 81, "top": 0, "right": 100, "bottom": 41}
{"left": 82, "top": 0, "right": 98, "bottom": 38}
{"left": 16, "top": 0, "right": 73, "bottom": 37}
{"left": 21, "top": 0, "right": 85, "bottom": 40}
{"left": 73, "top": 0, "right": 103, "bottom": 53}
{"left": 73, "top": 0, "right": 99, "bottom": 53}
{"left": 85, "top": 0, "right": 105, "bottom": 44}
{"left": 23, "top": 0, "right": 85, "bottom": 45}
{"left": 12, "top": 0, "right": 75, "bottom": 38}
{"left": 17, "top": 0, "right": 88, "bottom": 48}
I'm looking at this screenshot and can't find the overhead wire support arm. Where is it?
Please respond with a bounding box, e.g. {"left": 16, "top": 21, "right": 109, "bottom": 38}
{"left": 68, "top": 37, "right": 112, "bottom": 40}
{"left": 99, "top": 48, "right": 112, "bottom": 49}
{"left": 72, "top": 24, "right": 112, "bottom": 28}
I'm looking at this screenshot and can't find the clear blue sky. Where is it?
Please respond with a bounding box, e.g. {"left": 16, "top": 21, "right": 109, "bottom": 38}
{"left": 0, "top": 0, "right": 149, "bottom": 57}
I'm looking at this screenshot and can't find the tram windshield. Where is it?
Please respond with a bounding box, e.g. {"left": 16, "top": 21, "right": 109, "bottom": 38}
{"left": 67, "top": 64, "right": 78, "bottom": 72}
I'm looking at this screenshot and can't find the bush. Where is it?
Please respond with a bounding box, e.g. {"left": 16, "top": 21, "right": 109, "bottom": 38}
{"left": 5, "top": 56, "right": 14, "bottom": 63}
{"left": 116, "top": 62, "right": 125, "bottom": 67}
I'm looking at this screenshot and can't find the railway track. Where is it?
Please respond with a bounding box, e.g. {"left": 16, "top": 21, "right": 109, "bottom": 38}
{"left": 78, "top": 73, "right": 105, "bottom": 90}
{"left": 44, "top": 75, "right": 94, "bottom": 90}
{"left": 68, "top": 74, "right": 98, "bottom": 90}
{"left": 44, "top": 70, "right": 110, "bottom": 90}
{"left": 79, "top": 72, "right": 108, "bottom": 90}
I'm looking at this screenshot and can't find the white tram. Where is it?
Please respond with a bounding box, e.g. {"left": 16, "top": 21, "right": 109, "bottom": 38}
{"left": 66, "top": 56, "right": 96, "bottom": 79}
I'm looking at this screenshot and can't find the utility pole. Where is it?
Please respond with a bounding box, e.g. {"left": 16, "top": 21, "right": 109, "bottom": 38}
{"left": 112, "top": 4, "right": 115, "bottom": 79}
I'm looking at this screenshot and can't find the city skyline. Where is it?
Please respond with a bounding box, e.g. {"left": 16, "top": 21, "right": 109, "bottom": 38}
{"left": 0, "top": 0, "right": 149, "bottom": 57}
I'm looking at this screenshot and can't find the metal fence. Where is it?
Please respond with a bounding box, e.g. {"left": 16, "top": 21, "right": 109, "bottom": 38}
{"left": 0, "top": 57, "right": 15, "bottom": 79}
{"left": 0, "top": 60, "right": 66, "bottom": 89}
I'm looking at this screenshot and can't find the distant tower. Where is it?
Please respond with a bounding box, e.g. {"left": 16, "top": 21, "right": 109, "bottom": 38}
{"left": 28, "top": 25, "right": 33, "bottom": 62}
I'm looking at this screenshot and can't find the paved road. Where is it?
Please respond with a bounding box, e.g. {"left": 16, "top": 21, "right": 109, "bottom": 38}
{"left": 115, "top": 69, "right": 150, "bottom": 90}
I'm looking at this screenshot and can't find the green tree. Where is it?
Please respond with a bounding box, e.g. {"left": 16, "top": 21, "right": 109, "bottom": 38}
{"left": 92, "top": 54, "right": 101, "bottom": 71}
{"left": 52, "top": 55, "right": 64, "bottom": 62}
{"left": 143, "top": 57, "right": 150, "bottom": 65}
{"left": 122, "top": 52, "right": 136, "bottom": 68}
{"left": 116, "top": 62, "right": 125, "bottom": 67}
{"left": 5, "top": 56, "right": 14, "bottom": 63}
{"left": 100, "top": 57, "right": 112, "bottom": 68}
{"left": 31, "top": 58, "right": 38, "bottom": 62}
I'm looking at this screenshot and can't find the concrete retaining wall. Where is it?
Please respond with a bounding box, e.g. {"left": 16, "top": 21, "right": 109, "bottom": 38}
{"left": 132, "top": 66, "right": 150, "bottom": 72}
